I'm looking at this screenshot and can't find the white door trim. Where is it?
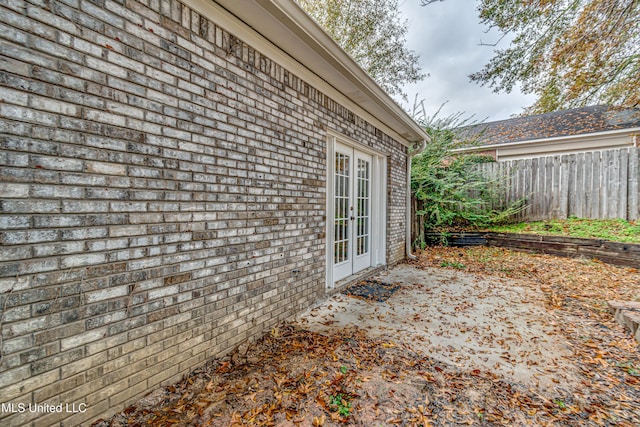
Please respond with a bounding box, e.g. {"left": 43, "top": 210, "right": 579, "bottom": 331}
{"left": 351, "top": 149, "right": 373, "bottom": 273}
{"left": 325, "top": 132, "right": 387, "bottom": 288}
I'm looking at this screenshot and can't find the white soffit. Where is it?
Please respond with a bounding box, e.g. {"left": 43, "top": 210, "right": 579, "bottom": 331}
{"left": 184, "top": 0, "right": 429, "bottom": 146}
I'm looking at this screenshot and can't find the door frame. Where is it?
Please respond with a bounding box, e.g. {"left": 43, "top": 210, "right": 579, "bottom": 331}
{"left": 325, "top": 131, "right": 387, "bottom": 288}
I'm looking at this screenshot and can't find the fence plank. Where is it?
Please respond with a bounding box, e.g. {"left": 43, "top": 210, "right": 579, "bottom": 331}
{"left": 629, "top": 149, "right": 639, "bottom": 220}
{"left": 575, "top": 153, "right": 584, "bottom": 218}
{"left": 584, "top": 151, "right": 592, "bottom": 218}
{"left": 602, "top": 150, "right": 611, "bottom": 218}
{"left": 591, "top": 150, "right": 601, "bottom": 219}
{"left": 525, "top": 158, "right": 533, "bottom": 219}
{"left": 618, "top": 149, "right": 629, "bottom": 219}
{"left": 568, "top": 153, "right": 577, "bottom": 217}
{"left": 559, "top": 155, "right": 570, "bottom": 218}
{"left": 531, "top": 157, "right": 539, "bottom": 220}
{"left": 608, "top": 150, "right": 619, "bottom": 219}
{"left": 551, "top": 156, "right": 561, "bottom": 217}
{"left": 543, "top": 155, "right": 552, "bottom": 219}
{"left": 520, "top": 160, "right": 526, "bottom": 221}
{"left": 608, "top": 149, "right": 616, "bottom": 218}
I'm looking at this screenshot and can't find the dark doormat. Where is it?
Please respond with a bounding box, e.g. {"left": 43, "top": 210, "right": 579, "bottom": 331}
{"left": 343, "top": 280, "right": 400, "bottom": 302}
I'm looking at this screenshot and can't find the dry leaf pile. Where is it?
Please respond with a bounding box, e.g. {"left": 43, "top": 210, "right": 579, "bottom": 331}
{"left": 94, "top": 247, "right": 639, "bottom": 426}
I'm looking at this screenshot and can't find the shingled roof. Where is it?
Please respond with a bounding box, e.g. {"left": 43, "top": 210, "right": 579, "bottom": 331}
{"left": 457, "top": 105, "right": 640, "bottom": 146}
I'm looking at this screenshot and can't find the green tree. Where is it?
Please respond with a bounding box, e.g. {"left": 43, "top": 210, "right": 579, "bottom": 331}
{"left": 410, "top": 107, "right": 524, "bottom": 247}
{"left": 297, "top": 0, "right": 425, "bottom": 101}
{"left": 411, "top": 126, "right": 499, "bottom": 231}
{"left": 423, "top": 0, "right": 640, "bottom": 114}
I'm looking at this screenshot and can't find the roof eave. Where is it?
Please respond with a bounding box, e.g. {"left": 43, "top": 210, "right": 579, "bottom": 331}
{"left": 454, "top": 127, "right": 640, "bottom": 153}
{"left": 197, "top": 0, "right": 429, "bottom": 146}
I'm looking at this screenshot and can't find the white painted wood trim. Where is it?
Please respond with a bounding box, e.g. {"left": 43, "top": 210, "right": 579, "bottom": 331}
{"left": 325, "top": 133, "right": 387, "bottom": 288}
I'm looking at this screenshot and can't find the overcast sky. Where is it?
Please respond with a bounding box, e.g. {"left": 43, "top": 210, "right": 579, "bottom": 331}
{"left": 396, "top": 0, "right": 536, "bottom": 123}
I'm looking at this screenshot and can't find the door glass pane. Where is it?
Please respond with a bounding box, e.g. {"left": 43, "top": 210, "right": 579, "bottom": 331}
{"left": 334, "top": 153, "right": 350, "bottom": 264}
{"left": 356, "top": 158, "right": 370, "bottom": 256}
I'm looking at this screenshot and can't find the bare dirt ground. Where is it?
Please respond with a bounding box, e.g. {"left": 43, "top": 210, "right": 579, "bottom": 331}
{"left": 95, "top": 247, "right": 640, "bottom": 426}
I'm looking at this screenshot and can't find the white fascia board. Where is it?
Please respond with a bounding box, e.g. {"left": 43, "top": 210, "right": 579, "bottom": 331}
{"left": 263, "top": 0, "right": 428, "bottom": 141}
{"left": 453, "top": 127, "right": 640, "bottom": 153}
{"left": 184, "top": 0, "right": 429, "bottom": 146}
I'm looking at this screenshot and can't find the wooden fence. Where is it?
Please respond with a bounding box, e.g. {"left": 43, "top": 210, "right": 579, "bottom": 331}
{"left": 474, "top": 147, "right": 640, "bottom": 222}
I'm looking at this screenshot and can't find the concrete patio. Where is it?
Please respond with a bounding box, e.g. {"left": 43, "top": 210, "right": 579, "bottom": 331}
{"left": 296, "top": 263, "right": 581, "bottom": 393}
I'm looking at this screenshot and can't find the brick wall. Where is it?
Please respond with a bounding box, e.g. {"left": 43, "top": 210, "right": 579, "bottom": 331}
{"left": 0, "top": 0, "right": 408, "bottom": 425}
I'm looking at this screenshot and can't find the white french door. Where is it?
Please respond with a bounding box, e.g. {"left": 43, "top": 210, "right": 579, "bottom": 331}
{"left": 332, "top": 142, "right": 373, "bottom": 282}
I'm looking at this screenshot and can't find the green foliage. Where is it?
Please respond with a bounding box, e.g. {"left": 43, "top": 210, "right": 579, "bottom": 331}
{"left": 616, "top": 361, "right": 640, "bottom": 377}
{"left": 487, "top": 218, "right": 640, "bottom": 244}
{"left": 329, "top": 393, "right": 352, "bottom": 417}
{"left": 296, "top": 0, "right": 425, "bottom": 101}
{"left": 411, "top": 119, "right": 524, "bottom": 241}
{"left": 554, "top": 399, "right": 568, "bottom": 410}
{"left": 440, "top": 261, "right": 466, "bottom": 269}
{"left": 422, "top": 0, "right": 640, "bottom": 113}
{"left": 478, "top": 0, "right": 640, "bottom": 113}
{"left": 409, "top": 104, "right": 526, "bottom": 248}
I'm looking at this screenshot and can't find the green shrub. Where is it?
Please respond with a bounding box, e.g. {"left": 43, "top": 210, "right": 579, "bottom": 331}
{"left": 410, "top": 113, "right": 524, "bottom": 248}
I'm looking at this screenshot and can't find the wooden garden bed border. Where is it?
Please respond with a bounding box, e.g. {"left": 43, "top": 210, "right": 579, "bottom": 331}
{"left": 423, "top": 232, "right": 640, "bottom": 268}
